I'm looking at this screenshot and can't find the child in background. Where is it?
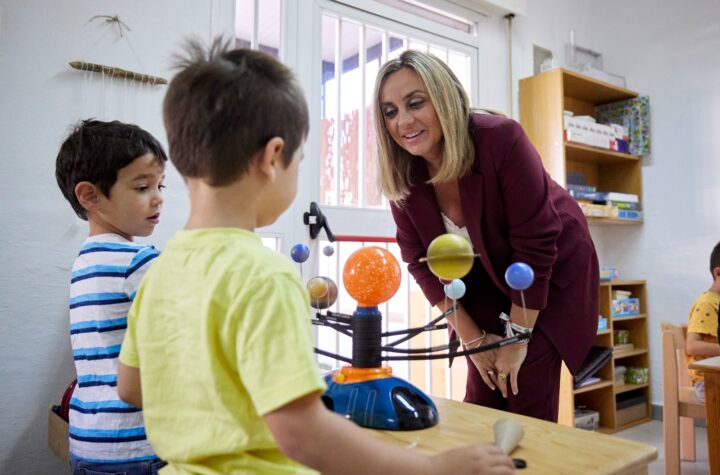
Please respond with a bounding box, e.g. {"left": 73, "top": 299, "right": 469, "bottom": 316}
{"left": 117, "top": 40, "right": 515, "bottom": 475}
{"left": 686, "top": 241, "right": 720, "bottom": 402}
{"left": 55, "top": 120, "right": 167, "bottom": 474}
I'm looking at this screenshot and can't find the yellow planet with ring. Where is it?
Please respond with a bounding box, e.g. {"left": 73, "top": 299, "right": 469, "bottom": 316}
{"left": 307, "top": 276, "right": 339, "bottom": 309}
{"left": 425, "top": 233, "right": 474, "bottom": 280}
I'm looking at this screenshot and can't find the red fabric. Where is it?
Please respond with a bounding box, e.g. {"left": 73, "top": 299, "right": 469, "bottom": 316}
{"left": 60, "top": 379, "right": 77, "bottom": 421}
{"left": 391, "top": 114, "right": 599, "bottom": 378}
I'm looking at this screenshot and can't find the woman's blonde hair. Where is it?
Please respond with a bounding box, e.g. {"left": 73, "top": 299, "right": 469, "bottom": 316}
{"left": 373, "top": 50, "right": 474, "bottom": 202}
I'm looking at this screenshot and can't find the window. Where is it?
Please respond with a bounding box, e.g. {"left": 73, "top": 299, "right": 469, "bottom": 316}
{"left": 235, "top": 0, "right": 283, "bottom": 58}
{"left": 319, "top": 10, "right": 473, "bottom": 209}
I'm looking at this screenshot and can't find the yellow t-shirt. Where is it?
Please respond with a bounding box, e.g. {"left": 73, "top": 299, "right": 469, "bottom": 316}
{"left": 687, "top": 290, "right": 720, "bottom": 383}
{"left": 120, "top": 228, "right": 326, "bottom": 474}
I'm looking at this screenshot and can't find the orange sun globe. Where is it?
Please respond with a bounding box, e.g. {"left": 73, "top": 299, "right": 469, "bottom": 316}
{"left": 342, "top": 246, "right": 401, "bottom": 307}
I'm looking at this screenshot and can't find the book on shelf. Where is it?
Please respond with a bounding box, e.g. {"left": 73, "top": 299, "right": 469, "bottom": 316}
{"left": 613, "top": 209, "right": 643, "bottom": 221}
{"left": 606, "top": 200, "right": 641, "bottom": 210}
{"left": 574, "top": 346, "right": 613, "bottom": 388}
{"left": 577, "top": 376, "right": 602, "bottom": 388}
{"left": 605, "top": 192, "right": 639, "bottom": 203}
{"left": 569, "top": 190, "right": 605, "bottom": 201}
{"left": 567, "top": 184, "right": 597, "bottom": 193}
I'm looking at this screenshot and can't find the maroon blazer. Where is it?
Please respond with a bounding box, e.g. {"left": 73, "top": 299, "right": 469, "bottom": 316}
{"left": 391, "top": 114, "right": 599, "bottom": 374}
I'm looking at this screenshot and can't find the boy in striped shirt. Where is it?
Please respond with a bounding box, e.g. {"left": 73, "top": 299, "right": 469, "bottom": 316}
{"left": 55, "top": 120, "right": 168, "bottom": 474}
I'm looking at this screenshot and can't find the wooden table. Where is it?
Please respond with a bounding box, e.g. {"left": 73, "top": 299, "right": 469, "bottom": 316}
{"left": 368, "top": 397, "right": 657, "bottom": 474}
{"left": 689, "top": 355, "right": 720, "bottom": 475}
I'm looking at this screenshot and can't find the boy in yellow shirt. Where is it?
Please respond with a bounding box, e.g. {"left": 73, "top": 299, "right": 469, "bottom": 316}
{"left": 686, "top": 241, "right": 720, "bottom": 402}
{"left": 117, "top": 40, "right": 514, "bottom": 475}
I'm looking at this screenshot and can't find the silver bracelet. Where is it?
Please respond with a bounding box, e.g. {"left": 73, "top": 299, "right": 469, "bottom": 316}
{"left": 499, "top": 312, "right": 533, "bottom": 344}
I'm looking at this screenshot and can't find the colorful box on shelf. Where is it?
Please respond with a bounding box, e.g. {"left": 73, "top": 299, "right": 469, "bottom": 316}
{"left": 598, "top": 316, "right": 608, "bottom": 331}
{"left": 600, "top": 267, "right": 619, "bottom": 281}
{"left": 595, "top": 96, "right": 651, "bottom": 156}
{"left": 611, "top": 298, "right": 640, "bottom": 317}
{"left": 610, "top": 208, "right": 644, "bottom": 221}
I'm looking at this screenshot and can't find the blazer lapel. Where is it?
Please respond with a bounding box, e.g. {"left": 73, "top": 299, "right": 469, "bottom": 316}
{"left": 459, "top": 173, "right": 508, "bottom": 296}
{"left": 408, "top": 165, "right": 447, "bottom": 247}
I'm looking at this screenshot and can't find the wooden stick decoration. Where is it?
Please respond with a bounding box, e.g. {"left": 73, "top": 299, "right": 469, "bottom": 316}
{"left": 69, "top": 61, "right": 168, "bottom": 85}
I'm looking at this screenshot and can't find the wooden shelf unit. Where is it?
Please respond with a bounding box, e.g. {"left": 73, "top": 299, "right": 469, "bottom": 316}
{"left": 519, "top": 70, "right": 651, "bottom": 432}
{"left": 519, "top": 68, "right": 642, "bottom": 226}
{"left": 557, "top": 280, "right": 651, "bottom": 433}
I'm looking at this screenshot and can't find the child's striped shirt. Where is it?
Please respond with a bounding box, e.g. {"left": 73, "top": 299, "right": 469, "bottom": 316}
{"left": 68, "top": 233, "right": 159, "bottom": 463}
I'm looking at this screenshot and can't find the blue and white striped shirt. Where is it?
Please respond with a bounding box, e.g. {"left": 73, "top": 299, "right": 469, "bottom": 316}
{"left": 68, "top": 234, "right": 159, "bottom": 463}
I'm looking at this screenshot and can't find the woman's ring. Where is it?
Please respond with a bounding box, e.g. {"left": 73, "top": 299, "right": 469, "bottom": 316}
{"left": 498, "top": 373, "right": 507, "bottom": 380}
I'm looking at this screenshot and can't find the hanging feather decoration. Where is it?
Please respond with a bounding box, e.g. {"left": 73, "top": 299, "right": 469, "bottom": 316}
{"left": 69, "top": 61, "right": 167, "bottom": 85}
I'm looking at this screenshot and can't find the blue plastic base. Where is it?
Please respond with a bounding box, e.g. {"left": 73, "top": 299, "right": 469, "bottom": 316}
{"left": 322, "top": 374, "right": 438, "bottom": 430}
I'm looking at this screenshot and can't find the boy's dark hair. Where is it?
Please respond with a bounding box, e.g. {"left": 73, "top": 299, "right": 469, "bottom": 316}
{"left": 163, "top": 38, "right": 309, "bottom": 186}
{"left": 710, "top": 241, "right": 720, "bottom": 276}
{"left": 56, "top": 120, "right": 168, "bottom": 220}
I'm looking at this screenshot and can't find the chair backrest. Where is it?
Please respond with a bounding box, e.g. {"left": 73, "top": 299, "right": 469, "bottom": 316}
{"left": 661, "top": 322, "right": 693, "bottom": 388}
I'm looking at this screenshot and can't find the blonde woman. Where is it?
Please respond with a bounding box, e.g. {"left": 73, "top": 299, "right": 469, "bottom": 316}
{"left": 374, "top": 50, "right": 599, "bottom": 421}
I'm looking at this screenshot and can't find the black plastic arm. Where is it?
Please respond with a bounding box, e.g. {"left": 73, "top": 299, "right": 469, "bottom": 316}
{"left": 303, "top": 202, "right": 336, "bottom": 242}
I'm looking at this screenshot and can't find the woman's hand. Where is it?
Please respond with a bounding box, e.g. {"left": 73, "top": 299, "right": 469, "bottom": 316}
{"left": 468, "top": 333, "right": 504, "bottom": 391}
{"left": 493, "top": 343, "right": 528, "bottom": 398}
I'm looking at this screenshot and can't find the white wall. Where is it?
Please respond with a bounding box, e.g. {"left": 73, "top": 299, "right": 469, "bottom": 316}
{"left": 514, "top": 0, "right": 720, "bottom": 406}
{"left": 584, "top": 0, "right": 720, "bottom": 407}
{"left": 0, "top": 1, "right": 231, "bottom": 472}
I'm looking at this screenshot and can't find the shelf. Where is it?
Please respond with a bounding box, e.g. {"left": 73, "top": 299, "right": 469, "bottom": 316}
{"left": 611, "top": 314, "right": 647, "bottom": 322}
{"left": 561, "top": 68, "right": 638, "bottom": 104}
{"left": 574, "top": 380, "right": 614, "bottom": 395}
{"left": 585, "top": 216, "right": 644, "bottom": 226}
{"left": 520, "top": 72, "right": 650, "bottom": 433}
{"left": 565, "top": 142, "right": 641, "bottom": 164}
{"left": 600, "top": 280, "right": 646, "bottom": 287}
{"left": 612, "top": 417, "right": 652, "bottom": 433}
{"left": 613, "top": 348, "right": 648, "bottom": 359}
{"left": 615, "top": 383, "right": 649, "bottom": 395}
{"left": 597, "top": 417, "right": 652, "bottom": 434}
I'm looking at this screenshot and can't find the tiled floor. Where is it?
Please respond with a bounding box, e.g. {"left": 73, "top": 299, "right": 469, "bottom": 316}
{"left": 614, "top": 420, "right": 709, "bottom": 475}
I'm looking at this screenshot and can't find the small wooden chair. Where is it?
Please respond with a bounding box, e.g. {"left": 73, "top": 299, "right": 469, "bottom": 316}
{"left": 661, "top": 322, "right": 706, "bottom": 475}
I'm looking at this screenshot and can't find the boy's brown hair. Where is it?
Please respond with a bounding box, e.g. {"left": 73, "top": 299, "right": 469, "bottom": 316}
{"left": 56, "top": 119, "right": 168, "bottom": 219}
{"left": 710, "top": 241, "right": 720, "bottom": 276}
{"left": 164, "top": 38, "right": 309, "bottom": 186}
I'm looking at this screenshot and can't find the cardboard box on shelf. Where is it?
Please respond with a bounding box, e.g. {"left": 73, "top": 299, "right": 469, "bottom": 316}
{"left": 574, "top": 408, "right": 600, "bottom": 431}
{"left": 616, "top": 393, "right": 648, "bottom": 426}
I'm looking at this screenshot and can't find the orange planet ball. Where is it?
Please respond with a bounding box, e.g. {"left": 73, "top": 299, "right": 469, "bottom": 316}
{"left": 342, "top": 246, "right": 401, "bottom": 307}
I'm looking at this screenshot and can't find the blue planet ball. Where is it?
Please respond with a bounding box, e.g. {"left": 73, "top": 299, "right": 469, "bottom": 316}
{"left": 323, "top": 245, "right": 335, "bottom": 257}
{"left": 444, "top": 279, "right": 466, "bottom": 300}
{"left": 291, "top": 243, "right": 310, "bottom": 263}
{"left": 505, "top": 262, "right": 534, "bottom": 290}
